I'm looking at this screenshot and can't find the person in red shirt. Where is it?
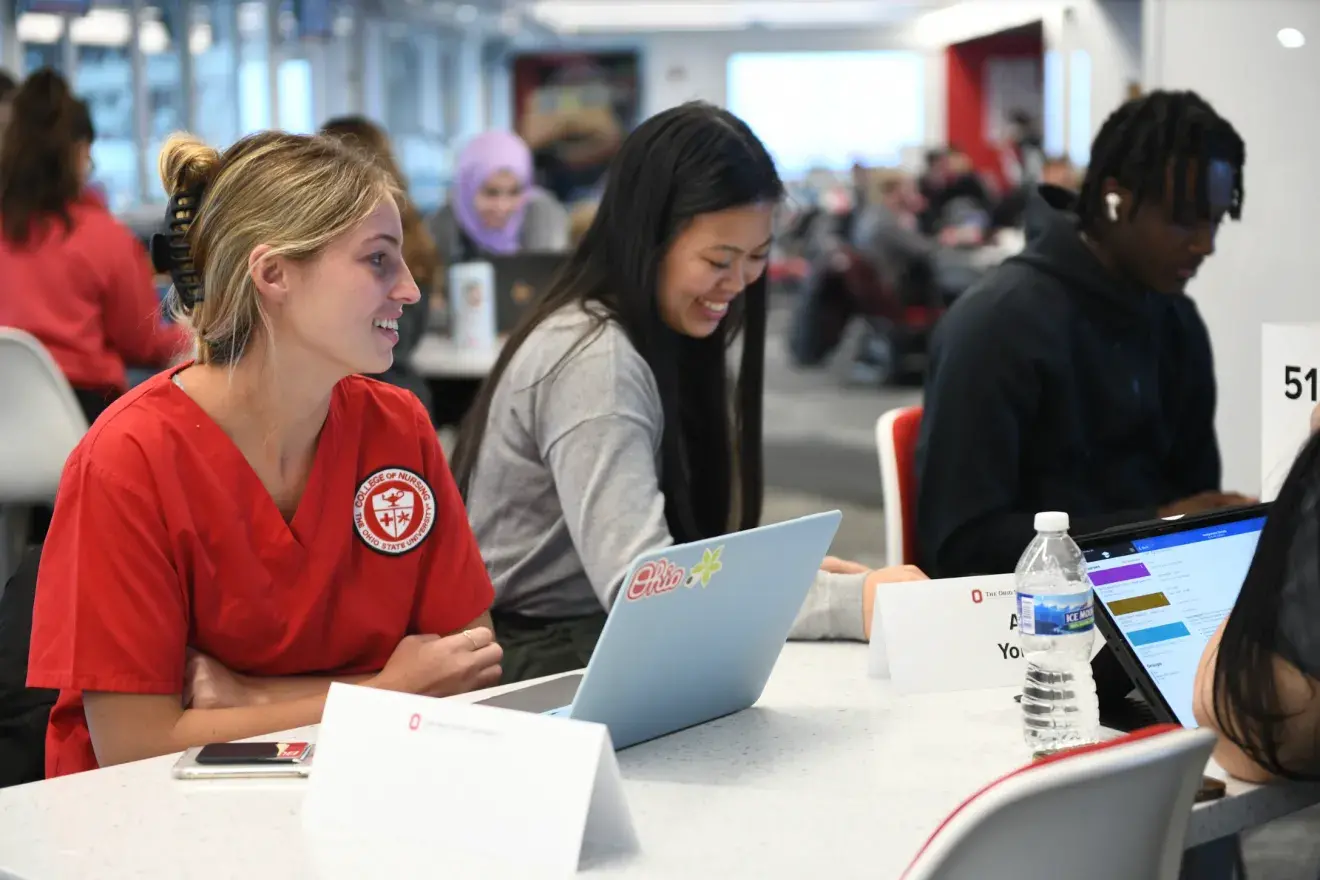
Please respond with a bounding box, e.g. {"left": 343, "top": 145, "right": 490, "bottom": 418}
{"left": 26, "top": 129, "right": 502, "bottom": 778}
{"left": 0, "top": 68, "right": 187, "bottom": 425}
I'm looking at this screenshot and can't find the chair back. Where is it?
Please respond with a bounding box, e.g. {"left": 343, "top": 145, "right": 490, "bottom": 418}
{"left": 876, "top": 406, "right": 922, "bottom": 567}
{"left": 0, "top": 329, "right": 87, "bottom": 504}
{"left": 902, "top": 725, "right": 1216, "bottom": 880}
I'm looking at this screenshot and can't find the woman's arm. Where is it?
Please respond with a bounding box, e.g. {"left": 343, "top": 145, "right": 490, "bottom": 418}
{"left": 790, "top": 564, "right": 928, "bottom": 641}
{"left": 183, "top": 652, "right": 374, "bottom": 709}
{"left": 84, "top": 691, "right": 328, "bottom": 768}
{"left": 544, "top": 412, "right": 673, "bottom": 607}
{"left": 1193, "top": 621, "right": 1275, "bottom": 783}
{"left": 1193, "top": 619, "right": 1320, "bottom": 783}
{"left": 186, "top": 612, "right": 496, "bottom": 710}
{"left": 91, "top": 624, "right": 504, "bottom": 767}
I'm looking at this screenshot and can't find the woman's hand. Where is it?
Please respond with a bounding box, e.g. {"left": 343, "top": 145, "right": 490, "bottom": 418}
{"left": 862, "top": 565, "right": 929, "bottom": 640}
{"left": 369, "top": 628, "right": 504, "bottom": 698}
{"left": 821, "top": 556, "right": 870, "bottom": 575}
{"left": 184, "top": 650, "right": 255, "bottom": 710}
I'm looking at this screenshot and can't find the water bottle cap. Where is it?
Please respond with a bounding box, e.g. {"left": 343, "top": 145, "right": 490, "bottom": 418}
{"left": 1035, "top": 511, "right": 1070, "bottom": 532}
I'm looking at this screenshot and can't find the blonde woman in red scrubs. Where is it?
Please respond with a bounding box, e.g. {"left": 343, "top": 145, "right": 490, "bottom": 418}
{"left": 27, "top": 131, "right": 502, "bottom": 778}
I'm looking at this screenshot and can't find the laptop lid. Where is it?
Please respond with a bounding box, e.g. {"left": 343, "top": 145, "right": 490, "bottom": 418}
{"left": 490, "top": 252, "right": 566, "bottom": 333}
{"left": 568, "top": 510, "right": 843, "bottom": 749}
{"left": 1077, "top": 505, "right": 1269, "bottom": 728}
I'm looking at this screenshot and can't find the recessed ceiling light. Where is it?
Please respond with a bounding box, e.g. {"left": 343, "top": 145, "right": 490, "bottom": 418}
{"left": 1278, "top": 27, "right": 1306, "bottom": 49}
{"left": 455, "top": 3, "right": 478, "bottom": 23}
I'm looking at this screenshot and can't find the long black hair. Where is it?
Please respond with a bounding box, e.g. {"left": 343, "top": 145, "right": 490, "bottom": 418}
{"left": 1213, "top": 431, "right": 1320, "bottom": 780}
{"left": 1077, "top": 89, "right": 1244, "bottom": 233}
{"left": 451, "top": 101, "right": 783, "bottom": 543}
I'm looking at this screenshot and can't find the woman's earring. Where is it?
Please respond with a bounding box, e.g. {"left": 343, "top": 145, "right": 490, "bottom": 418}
{"left": 1105, "top": 192, "right": 1122, "bottom": 222}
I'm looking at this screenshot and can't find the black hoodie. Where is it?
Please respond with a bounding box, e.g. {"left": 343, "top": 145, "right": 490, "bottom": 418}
{"left": 914, "top": 185, "right": 1221, "bottom": 576}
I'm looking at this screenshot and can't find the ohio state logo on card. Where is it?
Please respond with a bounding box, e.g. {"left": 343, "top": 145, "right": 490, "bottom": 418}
{"left": 353, "top": 467, "right": 436, "bottom": 555}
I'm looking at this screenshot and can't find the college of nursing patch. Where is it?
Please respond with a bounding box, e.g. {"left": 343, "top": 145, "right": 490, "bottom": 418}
{"left": 353, "top": 467, "right": 437, "bottom": 555}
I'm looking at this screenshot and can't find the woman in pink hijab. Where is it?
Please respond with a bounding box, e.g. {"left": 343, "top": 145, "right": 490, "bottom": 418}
{"left": 428, "top": 130, "right": 570, "bottom": 265}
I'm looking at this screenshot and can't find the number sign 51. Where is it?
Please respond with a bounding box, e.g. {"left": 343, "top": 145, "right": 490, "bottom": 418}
{"left": 1285, "top": 365, "right": 1319, "bottom": 403}
{"left": 1264, "top": 325, "right": 1320, "bottom": 502}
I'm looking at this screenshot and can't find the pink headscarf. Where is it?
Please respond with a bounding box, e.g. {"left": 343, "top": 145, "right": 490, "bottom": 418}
{"left": 453, "top": 131, "right": 534, "bottom": 255}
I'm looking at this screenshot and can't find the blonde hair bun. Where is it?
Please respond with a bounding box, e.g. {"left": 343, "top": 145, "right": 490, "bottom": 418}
{"left": 158, "top": 133, "right": 221, "bottom": 198}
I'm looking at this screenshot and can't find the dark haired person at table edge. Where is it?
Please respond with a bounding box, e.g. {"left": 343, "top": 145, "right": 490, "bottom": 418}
{"left": 452, "top": 102, "right": 927, "bottom": 684}
{"left": 915, "top": 90, "right": 1255, "bottom": 578}
{"left": 1195, "top": 422, "right": 1320, "bottom": 782}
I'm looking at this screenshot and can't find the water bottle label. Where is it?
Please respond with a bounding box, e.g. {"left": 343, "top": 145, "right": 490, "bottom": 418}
{"left": 1016, "top": 590, "right": 1094, "bottom": 637}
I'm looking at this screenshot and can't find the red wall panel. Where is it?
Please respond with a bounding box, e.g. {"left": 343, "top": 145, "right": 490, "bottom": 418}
{"left": 944, "top": 22, "right": 1044, "bottom": 191}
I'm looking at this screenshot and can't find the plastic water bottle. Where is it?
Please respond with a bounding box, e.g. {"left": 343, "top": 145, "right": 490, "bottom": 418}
{"left": 1016, "top": 511, "right": 1100, "bottom": 757}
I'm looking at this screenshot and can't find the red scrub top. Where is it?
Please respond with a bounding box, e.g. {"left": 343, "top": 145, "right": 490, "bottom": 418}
{"left": 27, "top": 366, "right": 494, "bottom": 778}
{"left": 0, "top": 193, "right": 188, "bottom": 393}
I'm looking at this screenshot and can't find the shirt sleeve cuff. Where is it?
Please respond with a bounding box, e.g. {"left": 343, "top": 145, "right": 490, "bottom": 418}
{"left": 787, "top": 571, "right": 867, "bottom": 642}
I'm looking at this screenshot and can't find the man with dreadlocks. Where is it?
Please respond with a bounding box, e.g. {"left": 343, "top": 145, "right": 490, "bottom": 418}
{"left": 915, "top": 89, "right": 1255, "bottom": 577}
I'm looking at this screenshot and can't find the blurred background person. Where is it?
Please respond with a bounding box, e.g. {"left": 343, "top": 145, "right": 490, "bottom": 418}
{"left": 1000, "top": 109, "right": 1046, "bottom": 189}
{"left": 321, "top": 115, "right": 438, "bottom": 415}
{"left": 920, "top": 146, "right": 994, "bottom": 237}
{"left": 0, "top": 69, "right": 185, "bottom": 425}
{"left": 428, "top": 130, "right": 570, "bottom": 267}
{"left": 0, "top": 70, "right": 16, "bottom": 145}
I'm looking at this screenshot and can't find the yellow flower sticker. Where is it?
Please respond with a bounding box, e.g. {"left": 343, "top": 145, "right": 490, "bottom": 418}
{"left": 688, "top": 546, "right": 724, "bottom": 588}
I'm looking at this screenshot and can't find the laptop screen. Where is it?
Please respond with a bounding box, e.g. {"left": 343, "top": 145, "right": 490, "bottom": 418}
{"left": 1081, "top": 513, "right": 1267, "bottom": 727}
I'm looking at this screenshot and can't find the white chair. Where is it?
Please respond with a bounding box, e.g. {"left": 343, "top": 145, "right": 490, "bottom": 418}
{"left": 902, "top": 726, "right": 1217, "bottom": 880}
{"left": 0, "top": 329, "right": 88, "bottom": 584}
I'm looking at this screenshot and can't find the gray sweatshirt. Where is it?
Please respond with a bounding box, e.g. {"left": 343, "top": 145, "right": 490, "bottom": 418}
{"left": 465, "top": 304, "right": 867, "bottom": 641}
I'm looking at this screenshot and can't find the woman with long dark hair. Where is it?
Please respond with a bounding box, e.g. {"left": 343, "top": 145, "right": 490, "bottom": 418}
{"left": 0, "top": 69, "right": 186, "bottom": 425}
{"left": 1195, "top": 429, "right": 1320, "bottom": 782}
{"left": 452, "top": 102, "right": 925, "bottom": 682}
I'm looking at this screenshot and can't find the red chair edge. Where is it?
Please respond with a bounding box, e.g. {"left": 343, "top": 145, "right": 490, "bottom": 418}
{"left": 890, "top": 406, "right": 923, "bottom": 566}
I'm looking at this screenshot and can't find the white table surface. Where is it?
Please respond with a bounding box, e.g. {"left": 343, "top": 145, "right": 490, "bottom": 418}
{"left": 410, "top": 333, "right": 498, "bottom": 379}
{"left": 2, "top": 643, "right": 1318, "bottom": 879}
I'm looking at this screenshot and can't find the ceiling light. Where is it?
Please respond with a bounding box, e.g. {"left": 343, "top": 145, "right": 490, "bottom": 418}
{"left": 455, "top": 3, "right": 478, "bottom": 23}
{"left": 529, "top": 1, "right": 913, "bottom": 33}
{"left": 1278, "top": 27, "right": 1305, "bottom": 48}
{"left": 190, "top": 22, "right": 214, "bottom": 53}
{"left": 16, "top": 12, "right": 63, "bottom": 43}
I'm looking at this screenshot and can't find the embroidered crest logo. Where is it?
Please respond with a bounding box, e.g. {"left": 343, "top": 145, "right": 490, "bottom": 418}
{"left": 353, "top": 467, "right": 436, "bottom": 555}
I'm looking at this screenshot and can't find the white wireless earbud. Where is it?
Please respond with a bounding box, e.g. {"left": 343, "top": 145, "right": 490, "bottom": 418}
{"left": 1105, "top": 192, "right": 1122, "bottom": 222}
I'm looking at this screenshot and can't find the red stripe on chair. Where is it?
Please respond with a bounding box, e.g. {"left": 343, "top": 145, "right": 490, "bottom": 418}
{"left": 900, "top": 724, "right": 1182, "bottom": 878}
{"left": 891, "top": 407, "right": 923, "bottom": 566}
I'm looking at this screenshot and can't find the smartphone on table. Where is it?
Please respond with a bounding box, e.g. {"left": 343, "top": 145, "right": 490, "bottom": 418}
{"left": 171, "top": 741, "right": 315, "bottom": 780}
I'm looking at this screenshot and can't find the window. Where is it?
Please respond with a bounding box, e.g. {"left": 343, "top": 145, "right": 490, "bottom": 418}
{"left": 1068, "top": 50, "right": 1093, "bottom": 167}
{"left": 18, "top": 12, "right": 64, "bottom": 73}
{"left": 726, "top": 51, "right": 924, "bottom": 176}
{"left": 382, "top": 29, "right": 445, "bottom": 212}
{"left": 192, "top": 0, "right": 242, "bottom": 150}
{"left": 72, "top": 6, "right": 138, "bottom": 211}
{"left": 237, "top": 0, "right": 270, "bottom": 133}
{"left": 142, "top": 1, "right": 186, "bottom": 202}
{"left": 1042, "top": 49, "right": 1065, "bottom": 158}
{"left": 277, "top": 56, "right": 312, "bottom": 132}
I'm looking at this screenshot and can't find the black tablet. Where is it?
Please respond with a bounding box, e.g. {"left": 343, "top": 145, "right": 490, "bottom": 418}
{"left": 1077, "top": 504, "right": 1270, "bottom": 727}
